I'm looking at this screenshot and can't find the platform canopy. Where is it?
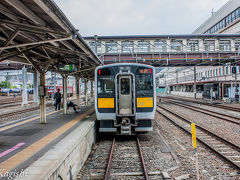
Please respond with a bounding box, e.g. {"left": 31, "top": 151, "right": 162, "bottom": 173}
{"left": 0, "top": 0, "right": 102, "bottom": 79}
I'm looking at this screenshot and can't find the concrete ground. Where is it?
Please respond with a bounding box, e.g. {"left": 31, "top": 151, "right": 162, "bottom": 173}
{"left": 0, "top": 105, "right": 95, "bottom": 176}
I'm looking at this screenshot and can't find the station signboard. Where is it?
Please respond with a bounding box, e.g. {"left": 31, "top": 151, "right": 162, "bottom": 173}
{"left": 58, "top": 64, "right": 76, "bottom": 72}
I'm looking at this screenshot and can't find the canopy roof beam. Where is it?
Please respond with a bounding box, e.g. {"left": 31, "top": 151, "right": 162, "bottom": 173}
{"left": 0, "top": 36, "right": 73, "bottom": 51}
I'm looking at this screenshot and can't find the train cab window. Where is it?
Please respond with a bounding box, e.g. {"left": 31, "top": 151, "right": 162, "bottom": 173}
{"left": 97, "top": 76, "right": 114, "bottom": 97}
{"left": 97, "top": 67, "right": 115, "bottom": 97}
{"left": 121, "top": 78, "right": 130, "bottom": 95}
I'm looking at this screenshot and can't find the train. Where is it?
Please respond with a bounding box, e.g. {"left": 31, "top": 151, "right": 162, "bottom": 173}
{"left": 45, "top": 85, "right": 73, "bottom": 98}
{"left": 95, "top": 63, "right": 156, "bottom": 135}
{"left": 0, "top": 88, "right": 33, "bottom": 96}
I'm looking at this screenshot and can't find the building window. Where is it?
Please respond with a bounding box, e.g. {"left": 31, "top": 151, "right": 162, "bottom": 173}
{"left": 154, "top": 40, "right": 167, "bottom": 52}
{"left": 204, "top": 40, "right": 215, "bottom": 52}
{"left": 205, "top": 7, "right": 240, "bottom": 34}
{"left": 122, "top": 41, "right": 134, "bottom": 53}
{"left": 219, "top": 68, "right": 222, "bottom": 76}
{"left": 187, "top": 40, "right": 199, "bottom": 51}
{"left": 171, "top": 40, "right": 183, "bottom": 52}
{"left": 88, "top": 41, "right": 102, "bottom": 54}
{"left": 105, "top": 41, "right": 118, "bottom": 53}
{"left": 235, "top": 40, "right": 240, "bottom": 52}
{"left": 138, "top": 40, "right": 150, "bottom": 53}
{"left": 222, "top": 67, "right": 225, "bottom": 75}
{"left": 219, "top": 40, "right": 231, "bottom": 51}
{"left": 216, "top": 69, "right": 218, "bottom": 76}
{"left": 226, "top": 67, "right": 229, "bottom": 74}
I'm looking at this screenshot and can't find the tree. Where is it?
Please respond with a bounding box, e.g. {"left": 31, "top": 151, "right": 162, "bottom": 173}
{"left": 0, "top": 81, "right": 11, "bottom": 88}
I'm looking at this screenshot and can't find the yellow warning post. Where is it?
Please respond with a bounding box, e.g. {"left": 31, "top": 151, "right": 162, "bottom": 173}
{"left": 191, "top": 122, "right": 199, "bottom": 180}
{"left": 191, "top": 123, "right": 197, "bottom": 148}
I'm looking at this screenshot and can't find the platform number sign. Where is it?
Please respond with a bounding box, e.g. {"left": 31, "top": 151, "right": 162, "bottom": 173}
{"left": 58, "top": 64, "right": 76, "bottom": 72}
{"left": 191, "top": 123, "right": 197, "bottom": 148}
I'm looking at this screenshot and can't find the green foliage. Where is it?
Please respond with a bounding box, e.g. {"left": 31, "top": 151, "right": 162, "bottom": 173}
{"left": 0, "top": 81, "right": 11, "bottom": 88}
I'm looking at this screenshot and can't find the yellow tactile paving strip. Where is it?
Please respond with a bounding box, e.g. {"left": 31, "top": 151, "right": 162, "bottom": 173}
{"left": 0, "top": 102, "right": 86, "bottom": 133}
{"left": 0, "top": 107, "right": 95, "bottom": 173}
{"left": 0, "top": 111, "right": 57, "bottom": 133}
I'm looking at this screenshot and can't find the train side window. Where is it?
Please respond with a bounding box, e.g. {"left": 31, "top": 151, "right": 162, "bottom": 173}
{"left": 121, "top": 78, "right": 130, "bottom": 95}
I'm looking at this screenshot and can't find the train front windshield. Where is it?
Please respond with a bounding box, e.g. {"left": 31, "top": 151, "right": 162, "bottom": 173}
{"left": 97, "top": 68, "right": 115, "bottom": 98}
{"left": 136, "top": 68, "right": 153, "bottom": 96}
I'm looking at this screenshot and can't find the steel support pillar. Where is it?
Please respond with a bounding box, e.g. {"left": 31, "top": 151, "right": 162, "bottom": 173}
{"left": 63, "top": 75, "right": 68, "bottom": 115}
{"left": 193, "top": 66, "right": 197, "bottom": 99}
{"left": 40, "top": 72, "right": 46, "bottom": 123}
{"left": 85, "top": 79, "right": 88, "bottom": 106}
{"left": 75, "top": 76, "right": 80, "bottom": 108}
{"left": 33, "top": 70, "right": 39, "bottom": 103}
{"left": 22, "top": 66, "right": 28, "bottom": 106}
{"left": 91, "top": 80, "right": 94, "bottom": 102}
{"left": 234, "top": 70, "right": 238, "bottom": 102}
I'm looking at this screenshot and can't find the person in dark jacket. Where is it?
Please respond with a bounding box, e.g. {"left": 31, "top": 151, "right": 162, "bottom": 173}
{"left": 67, "top": 101, "right": 78, "bottom": 113}
{"left": 54, "top": 89, "right": 61, "bottom": 110}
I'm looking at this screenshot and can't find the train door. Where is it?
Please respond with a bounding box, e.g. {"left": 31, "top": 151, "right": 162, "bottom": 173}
{"left": 118, "top": 75, "right": 132, "bottom": 115}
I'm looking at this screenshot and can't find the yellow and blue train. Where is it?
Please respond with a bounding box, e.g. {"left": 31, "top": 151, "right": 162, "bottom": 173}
{"left": 95, "top": 63, "right": 156, "bottom": 135}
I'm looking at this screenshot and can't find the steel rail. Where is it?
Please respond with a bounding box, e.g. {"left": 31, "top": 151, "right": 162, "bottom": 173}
{"left": 105, "top": 138, "right": 149, "bottom": 179}
{"left": 157, "top": 104, "right": 240, "bottom": 171}
{"left": 0, "top": 107, "right": 39, "bottom": 119}
{"left": 104, "top": 138, "right": 115, "bottom": 180}
{"left": 162, "top": 99, "right": 240, "bottom": 125}
{"left": 161, "top": 96, "right": 240, "bottom": 112}
{"left": 137, "top": 137, "right": 149, "bottom": 180}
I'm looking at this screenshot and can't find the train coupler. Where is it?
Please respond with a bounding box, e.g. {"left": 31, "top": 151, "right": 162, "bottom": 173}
{"left": 120, "top": 117, "right": 131, "bottom": 135}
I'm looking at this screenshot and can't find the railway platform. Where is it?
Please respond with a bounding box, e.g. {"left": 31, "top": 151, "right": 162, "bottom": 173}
{"left": 0, "top": 104, "right": 96, "bottom": 180}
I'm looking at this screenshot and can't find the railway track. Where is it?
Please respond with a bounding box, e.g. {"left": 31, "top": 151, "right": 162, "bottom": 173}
{"left": 0, "top": 98, "right": 34, "bottom": 109}
{"left": 104, "top": 137, "right": 149, "bottom": 180}
{"left": 157, "top": 104, "right": 240, "bottom": 171}
{"left": 0, "top": 107, "right": 40, "bottom": 119}
{"left": 161, "top": 96, "right": 240, "bottom": 113}
{"left": 161, "top": 99, "right": 240, "bottom": 125}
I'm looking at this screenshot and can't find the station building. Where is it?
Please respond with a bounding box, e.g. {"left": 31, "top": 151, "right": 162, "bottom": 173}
{"left": 158, "top": 0, "right": 240, "bottom": 100}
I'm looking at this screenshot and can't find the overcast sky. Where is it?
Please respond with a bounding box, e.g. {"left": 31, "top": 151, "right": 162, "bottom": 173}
{"left": 53, "top": 0, "right": 229, "bottom": 36}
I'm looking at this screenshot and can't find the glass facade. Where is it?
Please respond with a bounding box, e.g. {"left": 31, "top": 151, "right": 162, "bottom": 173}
{"left": 170, "top": 40, "right": 183, "bottom": 52}
{"left": 187, "top": 40, "right": 199, "bottom": 51}
{"left": 235, "top": 40, "right": 240, "bottom": 52}
{"left": 88, "top": 41, "right": 102, "bottom": 54}
{"left": 154, "top": 40, "right": 167, "bottom": 52}
{"left": 87, "top": 38, "right": 239, "bottom": 54}
{"left": 205, "top": 7, "right": 240, "bottom": 34}
{"left": 204, "top": 40, "right": 215, "bottom": 52}
{"left": 138, "top": 40, "right": 150, "bottom": 53}
{"left": 122, "top": 41, "right": 134, "bottom": 53}
{"left": 219, "top": 40, "right": 231, "bottom": 51}
{"left": 105, "top": 41, "right": 118, "bottom": 53}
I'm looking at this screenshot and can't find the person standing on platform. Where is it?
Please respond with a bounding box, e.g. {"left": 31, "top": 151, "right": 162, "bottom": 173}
{"left": 54, "top": 89, "right": 61, "bottom": 110}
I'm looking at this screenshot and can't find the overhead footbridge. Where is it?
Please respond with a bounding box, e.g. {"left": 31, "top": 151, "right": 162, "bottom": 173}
{"left": 0, "top": 0, "right": 102, "bottom": 122}
{"left": 84, "top": 34, "right": 240, "bottom": 67}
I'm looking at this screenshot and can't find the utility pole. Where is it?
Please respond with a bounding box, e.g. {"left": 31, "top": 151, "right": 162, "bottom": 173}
{"left": 193, "top": 66, "right": 197, "bottom": 99}
{"left": 233, "top": 66, "right": 238, "bottom": 102}
{"left": 176, "top": 68, "right": 178, "bottom": 84}
{"left": 94, "top": 35, "right": 98, "bottom": 55}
